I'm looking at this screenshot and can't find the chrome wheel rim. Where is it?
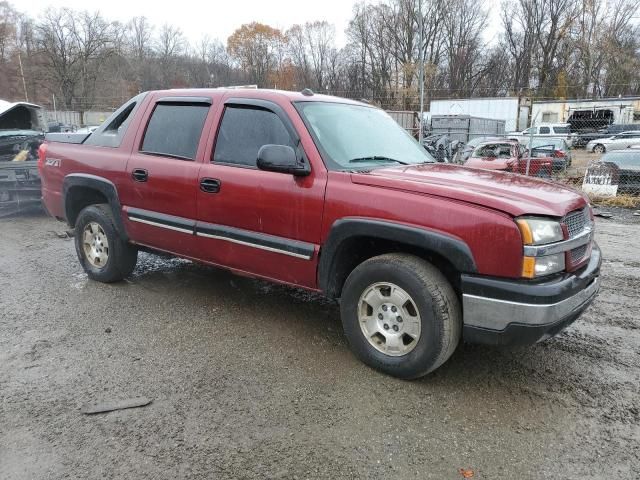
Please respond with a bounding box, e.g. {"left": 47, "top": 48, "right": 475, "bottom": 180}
{"left": 82, "top": 222, "right": 109, "bottom": 268}
{"left": 357, "top": 282, "right": 421, "bottom": 357}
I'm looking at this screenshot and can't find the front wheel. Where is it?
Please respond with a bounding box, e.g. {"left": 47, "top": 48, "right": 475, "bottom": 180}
{"left": 593, "top": 144, "right": 605, "bottom": 154}
{"left": 74, "top": 204, "right": 138, "bottom": 283}
{"left": 340, "top": 253, "right": 461, "bottom": 379}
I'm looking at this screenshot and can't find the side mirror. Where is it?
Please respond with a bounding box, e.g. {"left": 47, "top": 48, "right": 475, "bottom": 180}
{"left": 257, "top": 144, "right": 310, "bottom": 176}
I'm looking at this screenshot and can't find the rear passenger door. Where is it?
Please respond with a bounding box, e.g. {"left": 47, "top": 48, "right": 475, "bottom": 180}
{"left": 120, "top": 96, "right": 212, "bottom": 256}
{"left": 195, "top": 98, "right": 327, "bottom": 288}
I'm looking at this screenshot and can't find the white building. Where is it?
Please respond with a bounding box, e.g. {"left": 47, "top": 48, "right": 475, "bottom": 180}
{"left": 429, "top": 97, "right": 528, "bottom": 132}
{"left": 531, "top": 97, "right": 640, "bottom": 127}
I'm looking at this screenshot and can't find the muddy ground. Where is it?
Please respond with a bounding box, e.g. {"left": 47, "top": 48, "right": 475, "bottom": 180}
{"left": 1, "top": 212, "right": 638, "bottom": 479}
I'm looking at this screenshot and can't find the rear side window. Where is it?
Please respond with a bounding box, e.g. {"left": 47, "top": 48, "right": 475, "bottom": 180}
{"left": 84, "top": 92, "right": 147, "bottom": 148}
{"left": 141, "top": 104, "right": 209, "bottom": 160}
{"left": 213, "top": 106, "right": 293, "bottom": 167}
{"left": 554, "top": 126, "right": 570, "bottom": 134}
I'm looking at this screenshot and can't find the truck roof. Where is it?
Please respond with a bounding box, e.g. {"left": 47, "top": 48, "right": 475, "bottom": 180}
{"left": 152, "top": 88, "right": 368, "bottom": 106}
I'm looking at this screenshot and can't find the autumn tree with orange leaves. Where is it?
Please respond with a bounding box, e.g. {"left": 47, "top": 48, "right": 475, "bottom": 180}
{"left": 227, "top": 22, "right": 286, "bottom": 88}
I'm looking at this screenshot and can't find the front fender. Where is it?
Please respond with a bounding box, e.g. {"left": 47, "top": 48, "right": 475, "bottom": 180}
{"left": 318, "top": 217, "right": 477, "bottom": 297}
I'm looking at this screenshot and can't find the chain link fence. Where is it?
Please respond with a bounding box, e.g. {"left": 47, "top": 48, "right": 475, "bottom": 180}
{"left": 384, "top": 108, "right": 640, "bottom": 204}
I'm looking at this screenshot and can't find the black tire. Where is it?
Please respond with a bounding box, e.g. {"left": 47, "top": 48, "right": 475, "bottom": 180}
{"left": 340, "top": 253, "right": 461, "bottom": 379}
{"left": 74, "top": 204, "right": 137, "bottom": 283}
{"left": 593, "top": 144, "right": 605, "bottom": 154}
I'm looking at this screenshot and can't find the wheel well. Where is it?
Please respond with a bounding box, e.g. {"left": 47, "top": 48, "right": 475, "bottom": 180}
{"left": 65, "top": 186, "right": 108, "bottom": 227}
{"left": 323, "top": 236, "right": 461, "bottom": 299}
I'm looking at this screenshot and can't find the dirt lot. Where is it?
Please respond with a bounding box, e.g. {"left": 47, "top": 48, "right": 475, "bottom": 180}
{"left": 1, "top": 212, "right": 639, "bottom": 479}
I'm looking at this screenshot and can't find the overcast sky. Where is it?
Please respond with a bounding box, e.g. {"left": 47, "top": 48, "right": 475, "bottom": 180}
{"left": 19, "top": 0, "right": 502, "bottom": 47}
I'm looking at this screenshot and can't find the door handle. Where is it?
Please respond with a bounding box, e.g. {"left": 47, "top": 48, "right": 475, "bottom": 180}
{"left": 132, "top": 168, "right": 148, "bottom": 182}
{"left": 200, "top": 177, "right": 221, "bottom": 193}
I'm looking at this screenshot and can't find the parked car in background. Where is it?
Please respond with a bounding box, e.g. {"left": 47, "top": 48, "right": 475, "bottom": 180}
{"left": 0, "top": 100, "right": 45, "bottom": 216}
{"left": 572, "top": 124, "right": 640, "bottom": 148}
{"left": 458, "top": 136, "right": 502, "bottom": 163}
{"left": 583, "top": 150, "right": 640, "bottom": 196}
{"left": 524, "top": 137, "right": 572, "bottom": 171}
{"left": 508, "top": 123, "right": 572, "bottom": 146}
{"left": 586, "top": 131, "right": 640, "bottom": 153}
{"left": 464, "top": 140, "right": 552, "bottom": 177}
{"left": 421, "top": 133, "right": 463, "bottom": 162}
{"left": 39, "top": 88, "right": 600, "bottom": 379}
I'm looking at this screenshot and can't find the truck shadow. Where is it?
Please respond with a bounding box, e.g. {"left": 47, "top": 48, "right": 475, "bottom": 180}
{"left": 126, "top": 251, "right": 593, "bottom": 393}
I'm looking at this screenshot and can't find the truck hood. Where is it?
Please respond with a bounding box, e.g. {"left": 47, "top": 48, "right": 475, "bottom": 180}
{"left": 350, "top": 163, "right": 587, "bottom": 217}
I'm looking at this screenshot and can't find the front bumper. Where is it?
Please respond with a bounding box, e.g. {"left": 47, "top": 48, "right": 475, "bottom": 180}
{"left": 461, "top": 243, "right": 601, "bottom": 345}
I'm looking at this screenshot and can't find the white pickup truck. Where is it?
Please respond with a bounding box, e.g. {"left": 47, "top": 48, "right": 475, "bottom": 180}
{"left": 508, "top": 123, "right": 573, "bottom": 146}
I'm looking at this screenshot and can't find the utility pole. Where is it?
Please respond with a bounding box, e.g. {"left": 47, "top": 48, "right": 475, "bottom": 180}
{"left": 418, "top": 0, "right": 425, "bottom": 144}
{"left": 17, "top": 52, "right": 29, "bottom": 102}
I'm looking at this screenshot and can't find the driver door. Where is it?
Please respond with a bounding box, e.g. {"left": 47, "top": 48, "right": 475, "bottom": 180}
{"left": 195, "top": 98, "right": 327, "bottom": 288}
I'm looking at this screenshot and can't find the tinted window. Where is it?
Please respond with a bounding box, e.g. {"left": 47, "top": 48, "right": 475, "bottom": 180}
{"left": 141, "top": 104, "right": 209, "bottom": 160}
{"left": 539, "top": 126, "right": 551, "bottom": 134}
{"left": 213, "top": 106, "right": 293, "bottom": 167}
{"left": 554, "top": 126, "right": 570, "bottom": 133}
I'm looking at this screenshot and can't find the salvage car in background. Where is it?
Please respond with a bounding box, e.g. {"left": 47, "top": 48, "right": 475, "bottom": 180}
{"left": 457, "top": 136, "right": 503, "bottom": 163}
{"left": 583, "top": 150, "right": 640, "bottom": 196}
{"left": 464, "top": 140, "right": 553, "bottom": 177}
{"left": 524, "top": 137, "right": 572, "bottom": 171}
{"left": 0, "top": 100, "right": 46, "bottom": 216}
{"left": 586, "top": 131, "right": 640, "bottom": 153}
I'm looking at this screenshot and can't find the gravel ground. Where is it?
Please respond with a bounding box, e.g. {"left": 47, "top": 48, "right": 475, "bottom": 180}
{"left": 1, "top": 212, "right": 639, "bottom": 479}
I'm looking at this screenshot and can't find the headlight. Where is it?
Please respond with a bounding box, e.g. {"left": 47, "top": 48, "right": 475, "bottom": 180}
{"left": 522, "top": 253, "right": 565, "bottom": 278}
{"left": 516, "top": 217, "right": 565, "bottom": 278}
{"left": 516, "top": 218, "right": 564, "bottom": 245}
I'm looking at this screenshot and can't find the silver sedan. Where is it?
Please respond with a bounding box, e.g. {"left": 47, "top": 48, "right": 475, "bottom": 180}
{"left": 586, "top": 131, "right": 640, "bottom": 153}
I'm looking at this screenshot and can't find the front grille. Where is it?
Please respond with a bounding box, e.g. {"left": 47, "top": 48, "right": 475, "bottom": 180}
{"left": 564, "top": 208, "right": 588, "bottom": 238}
{"left": 563, "top": 207, "right": 591, "bottom": 267}
{"left": 570, "top": 245, "right": 588, "bottom": 263}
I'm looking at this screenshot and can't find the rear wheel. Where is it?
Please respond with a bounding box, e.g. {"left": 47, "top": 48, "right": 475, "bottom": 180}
{"left": 74, "top": 204, "right": 137, "bottom": 282}
{"left": 593, "top": 144, "right": 605, "bottom": 154}
{"left": 340, "top": 253, "right": 461, "bottom": 379}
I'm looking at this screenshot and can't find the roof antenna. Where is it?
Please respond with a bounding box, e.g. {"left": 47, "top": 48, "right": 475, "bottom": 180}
{"left": 301, "top": 88, "right": 314, "bottom": 97}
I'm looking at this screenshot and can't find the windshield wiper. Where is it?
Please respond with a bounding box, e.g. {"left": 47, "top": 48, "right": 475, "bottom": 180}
{"left": 348, "top": 156, "right": 410, "bottom": 165}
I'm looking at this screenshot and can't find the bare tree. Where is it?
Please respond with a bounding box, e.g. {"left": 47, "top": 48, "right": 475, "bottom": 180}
{"left": 441, "top": 0, "right": 487, "bottom": 96}
{"left": 155, "top": 23, "right": 185, "bottom": 88}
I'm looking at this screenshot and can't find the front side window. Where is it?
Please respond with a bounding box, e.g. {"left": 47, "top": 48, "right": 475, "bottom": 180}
{"left": 213, "top": 106, "right": 294, "bottom": 167}
{"left": 296, "top": 102, "right": 434, "bottom": 170}
{"left": 141, "top": 103, "right": 209, "bottom": 160}
{"left": 539, "top": 126, "right": 551, "bottom": 134}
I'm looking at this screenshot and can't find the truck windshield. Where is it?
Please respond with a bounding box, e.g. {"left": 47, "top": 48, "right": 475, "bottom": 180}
{"left": 296, "top": 102, "right": 435, "bottom": 170}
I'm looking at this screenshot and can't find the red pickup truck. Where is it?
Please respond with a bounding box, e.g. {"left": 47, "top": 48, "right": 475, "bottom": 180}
{"left": 39, "top": 89, "right": 601, "bottom": 379}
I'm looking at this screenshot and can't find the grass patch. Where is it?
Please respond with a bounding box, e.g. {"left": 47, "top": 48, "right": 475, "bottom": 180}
{"left": 588, "top": 194, "right": 640, "bottom": 209}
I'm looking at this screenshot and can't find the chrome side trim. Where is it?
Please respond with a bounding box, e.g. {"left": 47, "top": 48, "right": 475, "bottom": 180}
{"left": 128, "top": 216, "right": 194, "bottom": 234}
{"left": 195, "top": 231, "right": 312, "bottom": 260}
{"left": 463, "top": 277, "right": 600, "bottom": 330}
{"left": 523, "top": 225, "right": 593, "bottom": 257}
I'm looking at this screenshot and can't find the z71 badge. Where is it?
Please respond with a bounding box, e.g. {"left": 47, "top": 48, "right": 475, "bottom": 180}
{"left": 45, "top": 158, "right": 61, "bottom": 167}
